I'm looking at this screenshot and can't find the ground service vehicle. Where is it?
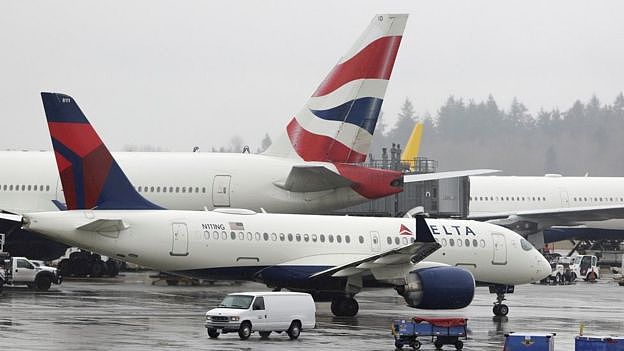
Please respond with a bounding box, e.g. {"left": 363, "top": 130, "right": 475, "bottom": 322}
{"left": 569, "top": 255, "right": 600, "bottom": 281}
{"left": 205, "top": 292, "right": 316, "bottom": 340}
{"left": 0, "top": 252, "right": 61, "bottom": 291}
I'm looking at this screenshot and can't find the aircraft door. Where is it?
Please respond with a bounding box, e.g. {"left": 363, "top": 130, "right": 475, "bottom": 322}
{"left": 370, "top": 231, "right": 380, "bottom": 252}
{"left": 559, "top": 190, "right": 569, "bottom": 207}
{"left": 212, "top": 175, "right": 231, "bottom": 207}
{"left": 170, "top": 223, "right": 189, "bottom": 256}
{"left": 491, "top": 233, "right": 507, "bottom": 265}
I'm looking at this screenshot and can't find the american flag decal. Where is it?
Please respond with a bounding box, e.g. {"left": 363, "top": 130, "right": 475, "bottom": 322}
{"left": 399, "top": 224, "right": 413, "bottom": 236}
{"left": 229, "top": 222, "right": 245, "bottom": 230}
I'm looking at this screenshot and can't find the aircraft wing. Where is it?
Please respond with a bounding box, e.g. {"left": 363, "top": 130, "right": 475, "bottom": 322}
{"left": 403, "top": 169, "right": 500, "bottom": 183}
{"left": 309, "top": 216, "right": 441, "bottom": 279}
{"left": 470, "top": 204, "right": 624, "bottom": 227}
{"left": 274, "top": 165, "right": 353, "bottom": 192}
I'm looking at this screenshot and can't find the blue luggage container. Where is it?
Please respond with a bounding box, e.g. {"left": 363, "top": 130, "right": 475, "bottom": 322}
{"left": 575, "top": 335, "right": 624, "bottom": 351}
{"left": 503, "top": 332, "right": 555, "bottom": 351}
{"left": 392, "top": 317, "right": 468, "bottom": 350}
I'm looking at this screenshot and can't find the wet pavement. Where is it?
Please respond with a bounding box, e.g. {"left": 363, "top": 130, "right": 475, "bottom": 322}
{"left": 0, "top": 272, "right": 622, "bottom": 350}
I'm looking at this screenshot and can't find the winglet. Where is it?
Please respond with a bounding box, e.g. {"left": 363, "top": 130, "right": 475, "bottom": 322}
{"left": 41, "top": 92, "right": 163, "bottom": 210}
{"left": 415, "top": 215, "right": 435, "bottom": 243}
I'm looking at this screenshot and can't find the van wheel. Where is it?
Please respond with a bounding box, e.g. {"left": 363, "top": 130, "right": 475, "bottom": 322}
{"left": 207, "top": 328, "right": 220, "bottom": 339}
{"left": 238, "top": 321, "right": 252, "bottom": 340}
{"left": 287, "top": 321, "right": 301, "bottom": 340}
{"left": 35, "top": 275, "right": 52, "bottom": 291}
{"left": 259, "top": 331, "right": 271, "bottom": 339}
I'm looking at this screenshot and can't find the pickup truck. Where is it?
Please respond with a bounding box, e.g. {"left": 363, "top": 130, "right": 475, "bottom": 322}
{"left": 0, "top": 253, "right": 62, "bottom": 292}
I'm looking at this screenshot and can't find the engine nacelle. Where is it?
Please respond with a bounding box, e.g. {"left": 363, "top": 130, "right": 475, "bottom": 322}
{"left": 399, "top": 266, "right": 475, "bottom": 309}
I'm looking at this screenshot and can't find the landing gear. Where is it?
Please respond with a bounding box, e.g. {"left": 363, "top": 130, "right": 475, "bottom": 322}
{"left": 489, "top": 284, "right": 513, "bottom": 317}
{"left": 330, "top": 296, "right": 359, "bottom": 317}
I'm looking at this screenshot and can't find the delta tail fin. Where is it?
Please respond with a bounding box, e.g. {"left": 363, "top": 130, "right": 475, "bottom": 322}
{"left": 41, "top": 92, "right": 163, "bottom": 210}
{"left": 264, "top": 14, "right": 408, "bottom": 163}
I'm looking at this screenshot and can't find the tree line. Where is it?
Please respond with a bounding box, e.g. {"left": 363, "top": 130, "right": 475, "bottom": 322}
{"left": 370, "top": 93, "right": 624, "bottom": 176}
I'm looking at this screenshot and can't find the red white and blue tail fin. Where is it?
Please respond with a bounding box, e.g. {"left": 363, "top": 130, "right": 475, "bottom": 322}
{"left": 264, "top": 14, "right": 408, "bottom": 163}
{"left": 41, "top": 92, "right": 163, "bottom": 210}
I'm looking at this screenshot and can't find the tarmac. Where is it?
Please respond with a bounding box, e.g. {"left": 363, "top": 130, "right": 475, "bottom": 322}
{"left": 0, "top": 272, "right": 622, "bottom": 350}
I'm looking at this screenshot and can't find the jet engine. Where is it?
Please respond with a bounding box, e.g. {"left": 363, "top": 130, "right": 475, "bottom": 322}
{"left": 397, "top": 266, "right": 475, "bottom": 309}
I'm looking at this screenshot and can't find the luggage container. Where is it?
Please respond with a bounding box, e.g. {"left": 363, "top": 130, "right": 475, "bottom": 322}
{"left": 503, "top": 332, "right": 555, "bottom": 351}
{"left": 575, "top": 335, "right": 624, "bottom": 351}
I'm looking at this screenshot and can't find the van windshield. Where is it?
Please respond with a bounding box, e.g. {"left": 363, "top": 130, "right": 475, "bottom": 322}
{"left": 218, "top": 295, "right": 254, "bottom": 309}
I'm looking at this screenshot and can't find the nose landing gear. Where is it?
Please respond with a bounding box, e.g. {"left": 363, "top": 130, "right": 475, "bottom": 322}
{"left": 489, "top": 284, "right": 514, "bottom": 317}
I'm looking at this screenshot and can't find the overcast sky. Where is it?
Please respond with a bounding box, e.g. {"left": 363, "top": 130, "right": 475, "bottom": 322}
{"left": 1, "top": 1, "right": 623, "bottom": 151}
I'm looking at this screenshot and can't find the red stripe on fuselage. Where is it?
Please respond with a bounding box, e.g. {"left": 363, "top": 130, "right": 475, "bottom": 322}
{"left": 334, "top": 163, "right": 403, "bottom": 199}
{"left": 313, "top": 35, "right": 402, "bottom": 97}
{"left": 48, "top": 122, "right": 104, "bottom": 158}
{"left": 286, "top": 118, "right": 366, "bottom": 163}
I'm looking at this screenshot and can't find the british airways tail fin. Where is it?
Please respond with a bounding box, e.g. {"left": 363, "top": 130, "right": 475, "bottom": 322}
{"left": 41, "top": 92, "right": 162, "bottom": 210}
{"left": 264, "top": 14, "right": 408, "bottom": 163}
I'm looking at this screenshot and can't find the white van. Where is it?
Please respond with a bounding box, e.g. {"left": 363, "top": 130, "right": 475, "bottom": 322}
{"left": 205, "top": 291, "right": 316, "bottom": 340}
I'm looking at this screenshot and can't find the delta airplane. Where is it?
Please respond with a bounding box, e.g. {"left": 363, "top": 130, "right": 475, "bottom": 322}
{"left": 5, "top": 91, "right": 551, "bottom": 317}
{"left": 0, "top": 14, "right": 495, "bottom": 260}
{"left": 469, "top": 175, "right": 624, "bottom": 247}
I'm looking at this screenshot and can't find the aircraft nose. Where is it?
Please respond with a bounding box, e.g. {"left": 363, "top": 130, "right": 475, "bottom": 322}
{"left": 537, "top": 253, "right": 551, "bottom": 279}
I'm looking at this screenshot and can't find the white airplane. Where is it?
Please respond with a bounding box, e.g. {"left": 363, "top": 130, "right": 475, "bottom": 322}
{"left": 468, "top": 175, "right": 624, "bottom": 247}
{"left": 7, "top": 94, "right": 551, "bottom": 317}
{"left": 0, "top": 14, "right": 495, "bottom": 260}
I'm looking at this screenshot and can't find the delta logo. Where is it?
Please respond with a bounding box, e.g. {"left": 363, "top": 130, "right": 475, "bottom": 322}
{"left": 399, "top": 224, "right": 413, "bottom": 236}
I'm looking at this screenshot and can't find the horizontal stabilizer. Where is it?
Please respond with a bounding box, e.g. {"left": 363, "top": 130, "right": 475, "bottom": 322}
{"left": 77, "top": 219, "right": 129, "bottom": 232}
{"left": 404, "top": 169, "right": 500, "bottom": 183}
{"left": 472, "top": 204, "right": 624, "bottom": 226}
{"left": 0, "top": 212, "right": 23, "bottom": 222}
{"left": 274, "top": 165, "right": 353, "bottom": 192}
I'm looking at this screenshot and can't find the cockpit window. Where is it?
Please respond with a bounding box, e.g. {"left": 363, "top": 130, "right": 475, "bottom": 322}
{"left": 520, "top": 238, "right": 534, "bottom": 251}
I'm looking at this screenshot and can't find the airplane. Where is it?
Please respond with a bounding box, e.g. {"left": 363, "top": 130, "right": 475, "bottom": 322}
{"left": 2, "top": 91, "right": 551, "bottom": 317}
{"left": 468, "top": 174, "right": 624, "bottom": 250}
{"left": 0, "top": 14, "right": 496, "bottom": 261}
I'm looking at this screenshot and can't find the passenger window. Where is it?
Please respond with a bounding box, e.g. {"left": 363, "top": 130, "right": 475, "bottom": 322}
{"left": 328, "top": 235, "right": 334, "bottom": 243}
{"left": 221, "top": 231, "right": 227, "bottom": 240}
{"left": 195, "top": 187, "right": 199, "bottom": 193}
{"left": 238, "top": 232, "right": 244, "bottom": 240}
{"left": 204, "top": 230, "right": 210, "bottom": 240}
{"left": 402, "top": 237, "right": 408, "bottom": 245}
{"left": 304, "top": 234, "right": 309, "bottom": 242}
{"left": 255, "top": 232, "right": 261, "bottom": 241}
{"left": 176, "top": 187, "right": 180, "bottom": 193}
{"left": 279, "top": 233, "right": 285, "bottom": 241}
{"left": 320, "top": 234, "right": 325, "bottom": 243}
{"left": 157, "top": 187, "right": 161, "bottom": 192}
{"left": 170, "top": 187, "right": 174, "bottom": 193}
{"left": 182, "top": 187, "right": 186, "bottom": 193}
{"left": 394, "top": 237, "right": 400, "bottom": 245}
{"left": 480, "top": 239, "right": 486, "bottom": 248}
{"left": 295, "top": 234, "right": 301, "bottom": 242}
{"left": 345, "top": 235, "right": 350, "bottom": 244}
{"left": 202, "top": 187, "right": 206, "bottom": 193}
{"left": 212, "top": 231, "right": 219, "bottom": 240}
{"left": 188, "top": 187, "right": 193, "bottom": 193}
{"left": 150, "top": 186, "right": 154, "bottom": 192}
{"left": 230, "top": 231, "right": 236, "bottom": 240}
{"left": 449, "top": 239, "right": 455, "bottom": 246}
{"left": 263, "top": 233, "right": 269, "bottom": 241}
{"left": 457, "top": 239, "right": 463, "bottom": 247}
{"left": 441, "top": 238, "right": 447, "bottom": 246}
{"left": 27, "top": 185, "right": 31, "bottom": 191}
{"left": 21, "top": 185, "right": 25, "bottom": 191}
{"left": 465, "top": 239, "right": 470, "bottom": 247}
{"left": 246, "top": 232, "right": 252, "bottom": 241}
{"left": 287, "top": 233, "right": 293, "bottom": 242}
{"left": 473, "top": 239, "right": 478, "bottom": 247}
{"left": 2, "top": 185, "right": 6, "bottom": 191}
{"left": 163, "top": 187, "right": 167, "bottom": 193}
{"left": 252, "top": 297, "right": 265, "bottom": 310}
{"left": 336, "top": 235, "right": 341, "bottom": 243}
{"left": 312, "top": 234, "right": 318, "bottom": 242}
{"left": 387, "top": 237, "right": 392, "bottom": 245}
{"left": 271, "top": 233, "right": 277, "bottom": 241}
{"left": 9, "top": 185, "right": 13, "bottom": 191}
{"left": 358, "top": 235, "right": 364, "bottom": 244}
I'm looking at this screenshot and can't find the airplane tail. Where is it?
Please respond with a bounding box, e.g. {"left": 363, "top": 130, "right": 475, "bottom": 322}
{"left": 401, "top": 122, "right": 424, "bottom": 171}
{"left": 41, "top": 92, "right": 162, "bottom": 210}
{"left": 264, "top": 14, "right": 408, "bottom": 163}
